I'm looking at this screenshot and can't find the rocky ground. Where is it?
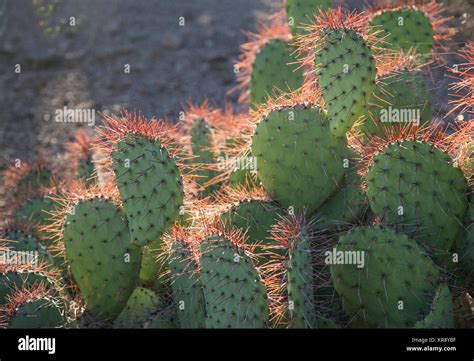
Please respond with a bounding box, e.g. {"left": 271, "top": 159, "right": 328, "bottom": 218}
{"left": 0, "top": 0, "right": 472, "bottom": 165}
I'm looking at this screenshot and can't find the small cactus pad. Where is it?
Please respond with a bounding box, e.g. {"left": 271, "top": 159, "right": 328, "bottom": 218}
{"left": 222, "top": 200, "right": 283, "bottom": 246}
{"left": 77, "top": 155, "right": 96, "bottom": 185}
{"left": 250, "top": 40, "right": 304, "bottom": 107}
{"left": 0, "top": 269, "right": 55, "bottom": 305}
{"left": 112, "top": 133, "right": 184, "bottom": 246}
{"left": 365, "top": 141, "right": 468, "bottom": 255}
{"left": 316, "top": 160, "right": 367, "bottom": 231}
{"left": 189, "top": 118, "right": 219, "bottom": 196}
{"left": 63, "top": 198, "right": 142, "bottom": 321}
{"left": 315, "top": 29, "right": 376, "bottom": 136}
{"left": 114, "top": 287, "right": 161, "bottom": 328}
{"left": 370, "top": 9, "right": 434, "bottom": 56}
{"left": 14, "top": 167, "right": 53, "bottom": 199}
{"left": 139, "top": 239, "right": 167, "bottom": 288}
{"left": 200, "top": 236, "right": 268, "bottom": 328}
{"left": 363, "top": 71, "right": 432, "bottom": 136}
{"left": 286, "top": 0, "right": 332, "bottom": 36}
{"left": 287, "top": 228, "right": 316, "bottom": 328}
{"left": 414, "top": 284, "right": 454, "bottom": 328}
{"left": 6, "top": 295, "right": 67, "bottom": 329}
{"left": 3, "top": 229, "right": 54, "bottom": 266}
{"left": 251, "top": 107, "right": 347, "bottom": 214}
{"left": 169, "top": 241, "right": 206, "bottom": 328}
{"left": 330, "top": 226, "right": 440, "bottom": 328}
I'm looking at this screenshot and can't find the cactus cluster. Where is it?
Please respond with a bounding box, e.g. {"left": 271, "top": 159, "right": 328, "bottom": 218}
{"left": 0, "top": 1, "right": 472, "bottom": 329}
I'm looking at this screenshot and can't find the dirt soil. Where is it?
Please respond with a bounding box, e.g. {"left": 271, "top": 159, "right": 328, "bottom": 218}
{"left": 0, "top": 0, "right": 472, "bottom": 165}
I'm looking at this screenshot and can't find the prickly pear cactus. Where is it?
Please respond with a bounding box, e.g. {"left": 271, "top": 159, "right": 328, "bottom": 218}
{"left": 330, "top": 226, "right": 441, "bottom": 328}
{"left": 316, "top": 154, "right": 368, "bottom": 230}
{"left": 251, "top": 106, "right": 348, "bottom": 214}
{"left": 114, "top": 287, "right": 161, "bottom": 328}
{"left": 250, "top": 40, "right": 304, "bottom": 107}
{"left": 77, "top": 156, "right": 95, "bottom": 185}
{"left": 189, "top": 118, "right": 219, "bottom": 197}
{"left": 199, "top": 236, "right": 268, "bottom": 328}
{"left": 0, "top": 267, "right": 56, "bottom": 306}
{"left": 3, "top": 229, "right": 55, "bottom": 266}
{"left": 14, "top": 167, "right": 53, "bottom": 199}
{"left": 414, "top": 284, "right": 454, "bottom": 328}
{"left": 365, "top": 141, "right": 468, "bottom": 256}
{"left": 169, "top": 240, "right": 206, "bottom": 328}
{"left": 112, "top": 133, "right": 184, "bottom": 245}
{"left": 62, "top": 197, "right": 142, "bottom": 321}
{"left": 139, "top": 239, "right": 167, "bottom": 288}
{"left": 286, "top": 0, "right": 332, "bottom": 36}
{"left": 363, "top": 70, "right": 432, "bottom": 136}
{"left": 6, "top": 294, "right": 67, "bottom": 329}
{"left": 287, "top": 227, "right": 316, "bottom": 328}
{"left": 369, "top": 9, "right": 434, "bottom": 56}
{"left": 315, "top": 29, "right": 376, "bottom": 136}
{"left": 222, "top": 200, "right": 283, "bottom": 246}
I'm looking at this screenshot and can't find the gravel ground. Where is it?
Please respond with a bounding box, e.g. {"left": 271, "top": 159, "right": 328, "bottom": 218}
{"left": 0, "top": 0, "right": 472, "bottom": 164}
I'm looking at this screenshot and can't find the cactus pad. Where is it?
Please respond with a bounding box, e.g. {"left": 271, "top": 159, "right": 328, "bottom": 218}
{"left": 112, "top": 133, "right": 184, "bottom": 246}
{"left": 169, "top": 240, "right": 206, "bottom": 328}
{"left": 63, "top": 197, "right": 142, "bottom": 321}
{"left": 114, "top": 287, "right": 161, "bottom": 328}
{"left": 363, "top": 71, "right": 432, "bottom": 136}
{"left": 414, "top": 284, "right": 454, "bottom": 328}
{"left": 200, "top": 236, "right": 268, "bottom": 328}
{"left": 370, "top": 9, "right": 434, "bottom": 55}
{"left": 365, "top": 141, "right": 468, "bottom": 255}
{"left": 315, "top": 29, "right": 376, "bottom": 136}
{"left": 286, "top": 0, "right": 332, "bottom": 36}
{"left": 250, "top": 40, "right": 304, "bottom": 107}
{"left": 251, "top": 106, "right": 347, "bottom": 214}
{"left": 330, "top": 226, "right": 440, "bottom": 328}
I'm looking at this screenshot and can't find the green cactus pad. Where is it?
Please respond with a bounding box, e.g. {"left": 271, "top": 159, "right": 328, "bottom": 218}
{"left": 144, "top": 305, "right": 179, "bottom": 329}
{"left": 189, "top": 118, "right": 219, "bottom": 197}
{"left": 63, "top": 198, "right": 142, "bottom": 321}
{"left": 77, "top": 155, "right": 96, "bottom": 185}
{"left": 330, "top": 226, "right": 440, "bottom": 328}
{"left": 112, "top": 133, "right": 184, "bottom": 246}
{"left": 414, "top": 284, "right": 454, "bottom": 328}
{"left": 370, "top": 9, "right": 434, "bottom": 55}
{"left": 7, "top": 296, "right": 67, "bottom": 329}
{"left": 366, "top": 141, "right": 468, "bottom": 256}
{"left": 316, "top": 29, "right": 376, "bottom": 136}
{"left": 316, "top": 158, "right": 368, "bottom": 231}
{"left": 222, "top": 200, "right": 283, "bottom": 245}
{"left": 200, "top": 236, "right": 268, "bottom": 328}
{"left": 363, "top": 71, "right": 432, "bottom": 136}
{"left": 3, "top": 229, "right": 54, "bottom": 266}
{"left": 139, "top": 238, "right": 167, "bottom": 288}
{"left": 251, "top": 106, "right": 348, "bottom": 214}
{"left": 0, "top": 269, "right": 55, "bottom": 306}
{"left": 169, "top": 241, "right": 206, "bottom": 328}
{"left": 14, "top": 167, "right": 52, "bottom": 199}
{"left": 287, "top": 228, "right": 316, "bottom": 328}
{"left": 286, "top": 0, "right": 332, "bottom": 36}
{"left": 250, "top": 40, "right": 304, "bottom": 107}
{"left": 114, "top": 287, "right": 161, "bottom": 328}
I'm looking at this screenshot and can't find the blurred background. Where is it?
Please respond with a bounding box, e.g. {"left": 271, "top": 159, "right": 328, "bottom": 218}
{"left": 0, "top": 0, "right": 472, "bottom": 165}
